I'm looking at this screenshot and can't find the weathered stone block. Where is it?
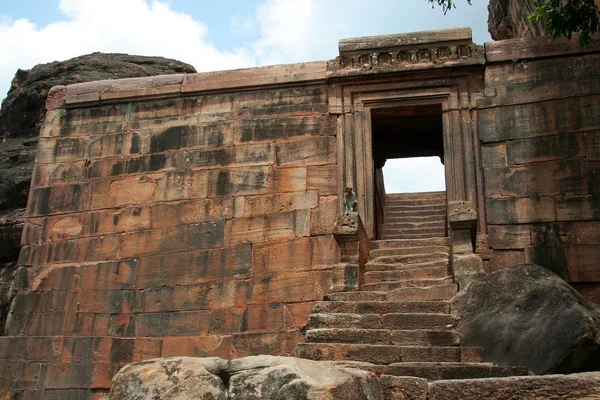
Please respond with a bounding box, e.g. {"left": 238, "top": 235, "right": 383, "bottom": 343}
{"left": 250, "top": 271, "right": 328, "bottom": 304}
{"left": 479, "top": 96, "right": 600, "bottom": 143}
{"left": 206, "top": 166, "right": 272, "bottom": 197}
{"left": 275, "top": 136, "right": 335, "bottom": 167}
{"left": 235, "top": 116, "right": 328, "bottom": 144}
{"left": 480, "top": 143, "right": 506, "bottom": 168}
{"left": 486, "top": 197, "right": 555, "bottom": 224}
{"left": 226, "top": 210, "right": 309, "bottom": 245}
{"left": 484, "top": 159, "right": 592, "bottom": 198}
{"left": 143, "top": 280, "right": 249, "bottom": 312}
{"left": 231, "top": 331, "right": 304, "bottom": 357}
{"left": 555, "top": 194, "right": 600, "bottom": 221}
{"left": 120, "top": 220, "right": 226, "bottom": 258}
{"left": 26, "top": 183, "right": 92, "bottom": 217}
{"left": 310, "top": 196, "right": 339, "bottom": 235}
{"left": 18, "top": 235, "right": 121, "bottom": 266}
{"left": 36, "top": 137, "right": 90, "bottom": 164}
{"left": 234, "top": 86, "right": 327, "bottom": 117}
{"left": 489, "top": 250, "right": 525, "bottom": 272}
{"left": 564, "top": 245, "right": 600, "bottom": 282}
{"left": 88, "top": 131, "right": 144, "bottom": 159}
{"left": 273, "top": 167, "right": 307, "bottom": 192}
{"left": 136, "top": 245, "right": 251, "bottom": 288}
{"left": 161, "top": 336, "right": 232, "bottom": 359}
{"left": 32, "top": 162, "right": 85, "bottom": 187}
{"left": 307, "top": 164, "right": 338, "bottom": 196}
{"left": 252, "top": 235, "right": 339, "bottom": 276}
{"left": 244, "top": 303, "right": 285, "bottom": 332}
{"left": 586, "top": 130, "right": 600, "bottom": 161}
{"left": 506, "top": 132, "right": 584, "bottom": 165}
{"left": 135, "top": 309, "right": 244, "bottom": 337}
{"left": 150, "top": 122, "right": 233, "bottom": 153}
{"left": 488, "top": 225, "right": 532, "bottom": 249}
{"left": 151, "top": 198, "right": 233, "bottom": 228}
{"left": 241, "top": 190, "right": 317, "bottom": 217}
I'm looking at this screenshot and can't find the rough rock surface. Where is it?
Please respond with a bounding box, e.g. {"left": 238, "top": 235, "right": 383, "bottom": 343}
{"left": 428, "top": 372, "right": 600, "bottom": 400}
{"left": 453, "top": 264, "right": 600, "bottom": 374}
{"left": 487, "top": 0, "right": 548, "bottom": 41}
{"left": 109, "top": 356, "right": 382, "bottom": 400}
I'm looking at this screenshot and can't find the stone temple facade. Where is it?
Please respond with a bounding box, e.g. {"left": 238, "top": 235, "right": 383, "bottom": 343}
{"left": 1, "top": 28, "right": 599, "bottom": 398}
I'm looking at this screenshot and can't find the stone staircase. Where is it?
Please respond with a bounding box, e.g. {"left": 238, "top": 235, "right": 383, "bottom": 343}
{"left": 381, "top": 191, "right": 447, "bottom": 240}
{"left": 296, "top": 191, "right": 529, "bottom": 380}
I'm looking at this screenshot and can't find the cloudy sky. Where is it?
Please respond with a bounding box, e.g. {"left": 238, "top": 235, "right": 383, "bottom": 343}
{"left": 0, "top": 0, "right": 490, "bottom": 193}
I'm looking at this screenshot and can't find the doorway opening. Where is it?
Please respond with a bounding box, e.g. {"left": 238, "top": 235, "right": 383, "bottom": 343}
{"left": 371, "top": 104, "right": 447, "bottom": 239}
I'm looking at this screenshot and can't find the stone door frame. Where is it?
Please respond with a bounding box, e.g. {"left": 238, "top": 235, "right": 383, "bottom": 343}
{"left": 330, "top": 72, "right": 486, "bottom": 239}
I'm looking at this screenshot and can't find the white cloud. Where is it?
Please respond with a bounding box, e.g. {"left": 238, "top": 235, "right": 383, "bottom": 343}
{"left": 0, "top": 0, "right": 254, "bottom": 100}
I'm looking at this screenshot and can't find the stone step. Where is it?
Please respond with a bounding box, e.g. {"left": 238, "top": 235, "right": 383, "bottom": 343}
{"left": 384, "top": 197, "right": 446, "bottom": 207}
{"left": 364, "top": 266, "right": 449, "bottom": 283}
{"left": 370, "top": 238, "right": 449, "bottom": 250}
{"left": 390, "top": 330, "right": 461, "bottom": 346}
{"left": 386, "top": 284, "right": 458, "bottom": 302}
{"left": 382, "top": 227, "right": 446, "bottom": 237}
{"left": 382, "top": 313, "right": 457, "bottom": 330}
{"left": 385, "top": 204, "right": 447, "bottom": 213}
{"left": 330, "top": 361, "right": 530, "bottom": 381}
{"left": 296, "top": 343, "right": 479, "bottom": 364}
{"left": 366, "top": 259, "right": 449, "bottom": 272}
{"left": 385, "top": 207, "right": 446, "bottom": 216}
{"left": 369, "top": 246, "right": 449, "bottom": 259}
{"left": 384, "top": 215, "right": 446, "bottom": 225}
{"left": 386, "top": 191, "right": 446, "bottom": 200}
{"left": 307, "top": 313, "right": 382, "bottom": 330}
{"left": 383, "top": 221, "right": 446, "bottom": 231}
{"left": 362, "top": 277, "right": 454, "bottom": 292}
{"left": 369, "top": 252, "right": 449, "bottom": 266}
{"left": 305, "top": 328, "right": 391, "bottom": 345}
{"left": 312, "top": 301, "right": 451, "bottom": 315}
{"left": 305, "top": 329, "right": 461, "bottom": 346}
{"left": 324, "top": 291, "right": 387, "bottom": 302}
{"left": 381, "top": 232, "right": 447, "bottom": 240}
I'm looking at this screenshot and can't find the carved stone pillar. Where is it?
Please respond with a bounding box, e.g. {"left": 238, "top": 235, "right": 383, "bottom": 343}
{"left": 448, "top": 201, "right": 485, "bottom": 291}
{"left": 330, "top": 212, "right": 367, "bottom": 292}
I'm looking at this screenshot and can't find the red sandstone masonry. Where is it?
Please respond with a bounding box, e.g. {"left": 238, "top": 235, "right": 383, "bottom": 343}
{"left": 4, "top": 31, "right": 600, "bottom": 398}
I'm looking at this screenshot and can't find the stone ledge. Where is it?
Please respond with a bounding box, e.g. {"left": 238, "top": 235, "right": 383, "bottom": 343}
{"left": 339, "top": 28, "right": 473, "bottom": 55}
{"left": 485, "top": 34, "right": 600, "bottom": 63}
{"left": 47, "top": 62, "right": 327, "bottom": 109}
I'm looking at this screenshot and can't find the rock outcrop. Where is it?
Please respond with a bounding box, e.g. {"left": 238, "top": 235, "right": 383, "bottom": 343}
{"left": 108, "top": 356, "right": 600, "bottom": 400}
{"left": 453, "top": 264, "right": 600, "bottom": 374}
{"left": 487, "top": 0, "right": 549, "bottom": 40}
{"left": 109, "top": 356, "right": 382, "bottom": 400}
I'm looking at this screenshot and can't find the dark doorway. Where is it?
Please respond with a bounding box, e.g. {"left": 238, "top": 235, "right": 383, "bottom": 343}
{"left": 370, "top": 104, "right": 446, "bottom": 238}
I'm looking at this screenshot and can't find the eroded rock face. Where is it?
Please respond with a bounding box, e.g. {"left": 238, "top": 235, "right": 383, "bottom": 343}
{"left": 453, "top": 264, "right": 600, "bottom": 374}
{"left": 109, "top": 356, "right": 382, "bottom": 400}
{"left": 488, "top": 0, "right": 549, "bottom": 40}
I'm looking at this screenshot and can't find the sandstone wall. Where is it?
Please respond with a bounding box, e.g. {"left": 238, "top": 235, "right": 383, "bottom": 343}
{"left": 1, "top": 64, "right": 339, "bottom": 398}
{"left": 478, "top": 36, "right": 600, "bottom": 303}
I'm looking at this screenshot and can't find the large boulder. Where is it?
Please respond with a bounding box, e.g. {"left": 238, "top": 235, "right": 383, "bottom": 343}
{"left": 109, "top": 356, "right": 382, "bottom": 400}
{"left": 453, "top": 264, "right": 600, "bottom": 374}
{"left": 487, "top": 0, "right": 548, "bottom": 41}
